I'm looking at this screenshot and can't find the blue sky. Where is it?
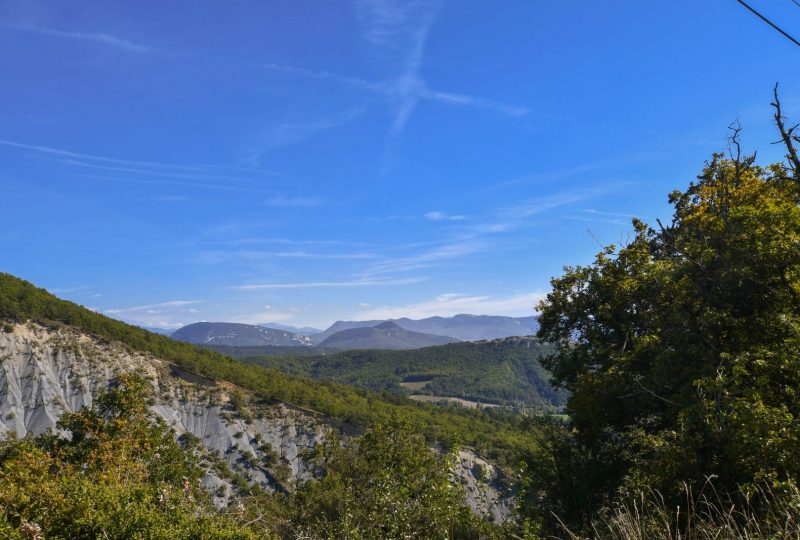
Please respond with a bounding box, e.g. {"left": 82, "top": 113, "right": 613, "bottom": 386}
{"left": 2, "top": 0, "right": 799, "bottom": 329}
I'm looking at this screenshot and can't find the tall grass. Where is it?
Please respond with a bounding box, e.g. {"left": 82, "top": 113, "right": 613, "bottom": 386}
{"left": 560, "top": 479, "right": 800, "bottom": 540}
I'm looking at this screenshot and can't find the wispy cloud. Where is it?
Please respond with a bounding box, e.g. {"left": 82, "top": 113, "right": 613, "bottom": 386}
{"left": 69, "top": 172, "right": 271, "bottom": 193}
{"left": 0, "top": 139, "right": 294, "bottom": 193}
{"left": 58, "top": 159, "right": 258, "bottom": 184}
{"left": 2, "top": 24, "right": 154, "bottom": 53}
{"left": 101, "top": 300, "right": 203, "bottom": 329}
{"left": 464, "top": 186, "right": 621, "bottom": 235}
{"left": 424, "top": 210, "right": 466, "bottom": 221}
{"left": 48, "top": 285, "right": 90, "bottom": 294}
{"left": 263, "top": 195, "right": 324, "bottom": 207}
{"left": 259, "top": 62, "right": 529, "bottom": 119}
{"left": 243, "top": 108, "right": 364, "bottom": 165}
{"left": 356, "top": 0, "right": 440, "bottom": 134}
{"left": 0, "top": 139, "right": 200, "bottom": 170}
{"left": 488, "top": 152, "right": 668, "bottom": 191}
{"left": 154, "top": 195, "right": 191, "bottom": 203}
{"left": 418, "top": 88, "right": 528, "bottom": 116}
{"left": 194, "top": 249, "right": 375, "bottom": 265}
{"left": 501, "top": 190, "right": 598, "bottom": 220}
{"left": 104, "top": 300, "right": 203, "bottom": 315}
{"left": 274, "top": 251, "right": 375, "bottom": 259}
{"left": 187, "top": 237, "right": 365, "bottom": 248}
{"left": 338, "top": 0, "right": 528, "bottom": 136}
{"left": 581, "top": 209, "right": 650, "bottom": 220}
{"left": 258, "top": 62, "right": 386, "bottom": 92}
{"left": 0, "top": 139, "right": 292, "bottom": 181}
{"left": 560, "top": 209, "right": 650, "bottom": 227}
{"left": 360, "top": 240, "right": 485, "bottom": 276}
{"left": 355, "top": 291, "right": 544, "bottom": 320}
{"left": 231, "top": 305, "right": 297, "bottom": 325}
{"left": 357, "top": 185, "right": 622, "bottom": 278}
{"left": 231, "top": 277, "right": 425, "bottom": 291}
{"left": 488, "top": 161, "right": 606, "bottom": 191}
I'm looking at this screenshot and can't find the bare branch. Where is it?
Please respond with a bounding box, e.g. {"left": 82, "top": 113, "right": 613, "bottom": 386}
{"left": 772, "top": 83, "right": 800, "bottom": 176}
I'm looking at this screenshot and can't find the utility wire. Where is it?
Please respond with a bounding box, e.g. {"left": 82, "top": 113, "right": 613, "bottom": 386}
{"left": 735, "top": 0, "right": 800, "bottom": 48}
{"left": 790, "top": 0, "right": 800, "bottom": 10}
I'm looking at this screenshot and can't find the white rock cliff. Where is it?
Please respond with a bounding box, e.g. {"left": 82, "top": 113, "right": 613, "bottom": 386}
{"left": 0, "top": 321, "right": 513, "bottom": 521}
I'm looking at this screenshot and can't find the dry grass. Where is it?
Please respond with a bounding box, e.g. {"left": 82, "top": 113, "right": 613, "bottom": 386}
{"left": 559, "top": 479, "right": 800, "bottom": 540}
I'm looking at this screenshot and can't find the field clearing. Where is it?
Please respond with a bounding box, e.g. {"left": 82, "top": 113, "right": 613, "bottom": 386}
{"left": 409, "top": 394, "right": 499, "bottom": 410}
{"left": 399, "top": 378, "right": 433, "bottom": 390}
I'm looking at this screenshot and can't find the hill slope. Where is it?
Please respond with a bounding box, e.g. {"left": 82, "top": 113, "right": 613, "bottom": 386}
{"left": 312, "top": 319, "right": 385, "bottom": 342}
{"left": 318, "top": 321, "right": 459, "bottom": 350}
{"left": 237, "top": 337, "right": 566, "bottom": 410}
{"left": 172, "top": 321, "right": 313, "bottom": 347}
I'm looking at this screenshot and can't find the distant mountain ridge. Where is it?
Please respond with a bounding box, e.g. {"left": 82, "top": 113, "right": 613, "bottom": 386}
{"left": 171, "top": 321, "right": 313, "bottom": 347}
{"left": 318, "top": 321, "right": 459, "bottom": 350}
{"left": 137, "top": 326, "right": 175, "bottom": 336}
{"left": 260, "top": 322, "right": 322, "bottom": 335}
{"left": 314, "top": 314, "right": 538, "bottom": 343}
{"left": 171, "top": 314, "right": 538, "bottom": 350}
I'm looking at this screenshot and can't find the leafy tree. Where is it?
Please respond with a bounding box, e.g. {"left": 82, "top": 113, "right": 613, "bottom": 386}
{"left": 535, "top": 90, "right": 800, "bottom": 524}
{"left": 0, "top": 374, "right": 257, "bottom": 539}
{"left": 284, "top": 417, "right": 492, "bottom": 539}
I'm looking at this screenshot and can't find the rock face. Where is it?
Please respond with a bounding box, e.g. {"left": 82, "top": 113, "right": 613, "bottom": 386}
{"left": 0, "top": 322, "right": 513, "bottom": 521}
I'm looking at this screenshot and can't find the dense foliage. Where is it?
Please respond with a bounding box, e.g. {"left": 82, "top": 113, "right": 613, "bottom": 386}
{"left": 228, "top": 338, "right": 564, "bottom": 410}
{"left": 277, "top": 419, "right": 491, "bottom": 539}
{"left": 531, "top": 98, "right": 800, "bottom": 532}
{"left": 0, "top": 374, "right": 256, "bottom": 539}
{"left": 0, "top": 375, "right": 499, "bottom": 539}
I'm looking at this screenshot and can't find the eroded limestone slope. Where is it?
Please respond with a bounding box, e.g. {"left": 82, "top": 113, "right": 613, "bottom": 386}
{"left": 0, "top": 321, "right": 513, "bottom": 521}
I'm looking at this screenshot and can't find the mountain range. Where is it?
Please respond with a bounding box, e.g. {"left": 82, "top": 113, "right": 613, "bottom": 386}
{"left": 260, "top": 322, "right": 323, "bottom": 335}
{"left": 170, "top": 314, "right": 538, "bottom": 350}
{"left": 171, "top": 321, "right": 314, "bottom": 347}
{"left": 317, "top": 321, "right": 459, "bottom": 350}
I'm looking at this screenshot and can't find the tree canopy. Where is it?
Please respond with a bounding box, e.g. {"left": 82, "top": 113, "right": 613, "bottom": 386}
{"left": 0, "top": 374, "right": 257, "bottom": 539}
{"left": 536, "top": 91, "right": 800, "bottom": 512}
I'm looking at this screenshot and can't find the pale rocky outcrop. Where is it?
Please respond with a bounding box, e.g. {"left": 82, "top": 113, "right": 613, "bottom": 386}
{"left": 0, "top": 321, "right": 513, "bottom": 521}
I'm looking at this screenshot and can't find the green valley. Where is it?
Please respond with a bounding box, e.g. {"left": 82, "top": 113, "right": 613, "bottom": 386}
{"left": 221, "top": 337, "right": 566, "bottom": 411}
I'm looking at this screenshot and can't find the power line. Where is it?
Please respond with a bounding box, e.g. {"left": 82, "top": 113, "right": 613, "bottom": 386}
{"left": 790, "top": 0, "right": 800, "bottom": 10}
{"left": 735, "top": 0, "right": 800, "bottom": 48}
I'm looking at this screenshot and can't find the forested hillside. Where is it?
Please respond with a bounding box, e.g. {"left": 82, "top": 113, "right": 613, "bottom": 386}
{"left": 236, "top": 337, "right": 565, "bottom": 410}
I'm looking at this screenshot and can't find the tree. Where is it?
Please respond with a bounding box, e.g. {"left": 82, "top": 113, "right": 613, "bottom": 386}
{"left": 0, "top": 374, "right": 257, "bottom": 539}
{"left": 284, "top": 417, "right": 491, "bottom": 539}
{"left": 535, "top": 91, "right": 800, "bottom": 517}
